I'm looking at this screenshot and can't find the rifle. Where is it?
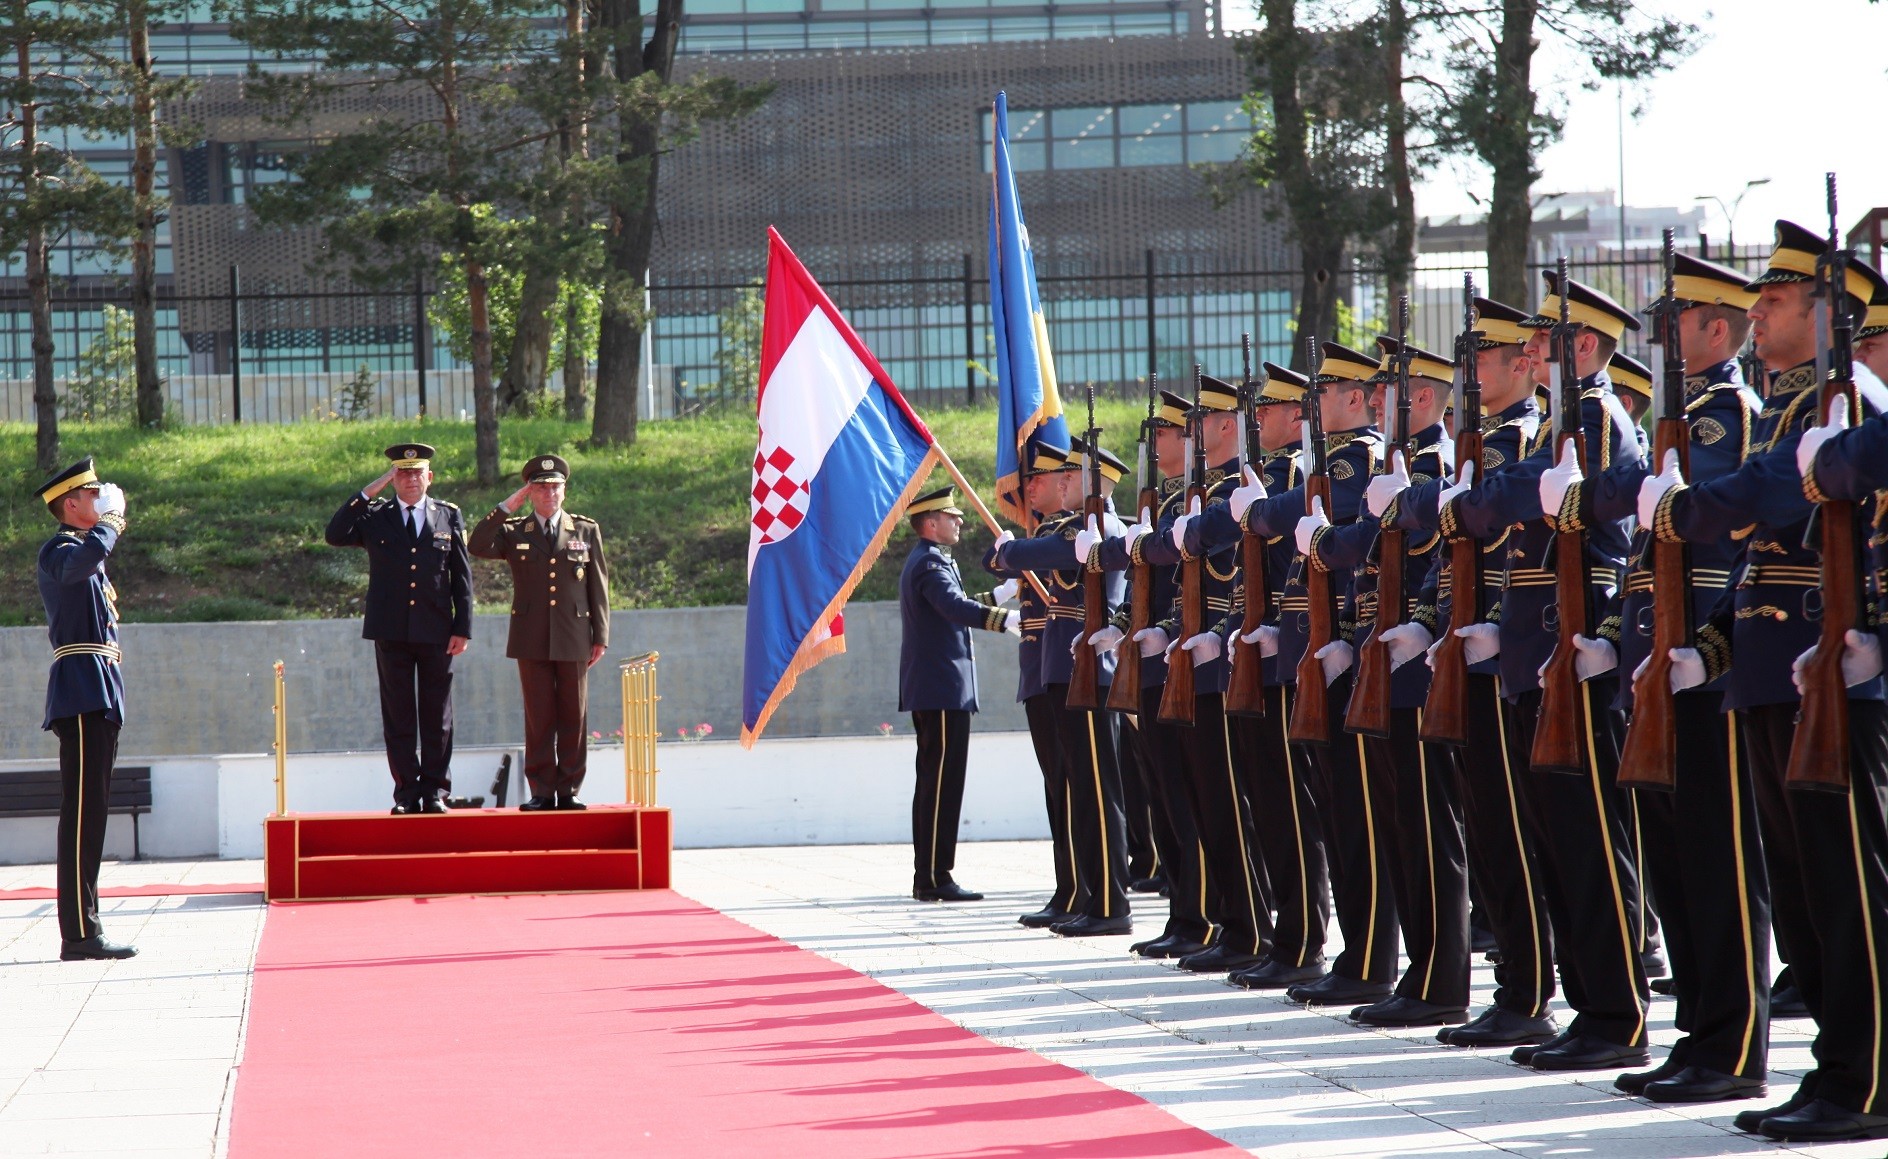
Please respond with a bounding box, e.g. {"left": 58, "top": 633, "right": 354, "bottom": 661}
{"left": 1346, "top": 297, "right": 1414, "bottom": 738}
{"left": 1530, "top": 256, "right": 1594, "bottom": 773}
{"left": 1618, "top": 230, "right": 1693, "bottom": 790}
{"left": 1156, "top": 364, "right": 1207, "bottom": 726}
{"left": 1106, "top": 370, "right": 1159, "bottom": 713}
{"left": 1227, "top": 334, "right": 1270, "bottom": 717}
{"left": 1289, "top": 334, "right": 1336, "bottom": 744}
{"left": 1420, "top": 275, "right": 1481, "bottom": 744}
{"left": 1068, "top": 383, "right": 1107, "bottom": 709}
{"left": 1788, "top": 173, "right": 1864, "bottom": 793}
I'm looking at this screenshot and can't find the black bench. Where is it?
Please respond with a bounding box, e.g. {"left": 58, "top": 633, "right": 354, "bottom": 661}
{"left": 0, "top": 767, "right": 153, "bottom": 860}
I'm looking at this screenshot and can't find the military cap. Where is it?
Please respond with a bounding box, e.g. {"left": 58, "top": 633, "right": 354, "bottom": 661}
{"left": 1257, "top": 363, "right": 1308, "bottom": 405}
{"left": 1025, "top": 441, "right": 1074, "bottom": 474}
{"left": 907, "top": 486, "right": 963, "bottom": 517}
{"left": 1471, "top": 297, "right": 1533, "bottom": 348}
{"left": 1855, "top": 258, "right": 1888, "bottom": 340}
{"left": 1317, "top": 341, "right": 1381, "bottom": 384}
{"left": 1522, "top": 272, "right": 1643, "bottom": 341}
{"left": 1607, "top": 351, "right": 1653, "bottom": 400}
{"left": 1745, "top": 219, "right": 1875, "bottom": 311}
{"left": 522, "top": 454, "right": 570, "bottom": 484}
{"left": 1663, "top": 252, "right": 1758, "bottom": 312}
{"left": 1152, "top": 388, "right": 1191, "bottom": 428}
{"left": 35, "top": 457, "right": 100, "bottom": 506}
{"left": 1372, "top": 337, "right": 1458, "bottom": 385}
{"left": 384, "top": 442, "right": 436, "bottom": 470}
{"left": 1068, "top": 435, "right": 1128, "bottom": 483}
{"left": 1198, "top": 374, "right": 1241, "bottom": 412}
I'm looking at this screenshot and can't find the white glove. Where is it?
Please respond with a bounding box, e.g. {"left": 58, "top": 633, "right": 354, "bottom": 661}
{"left": 1797, "top": 395, "right": 1851, "bottom": 478}
{"left": 1316, "top": 640, "right": 1354, "bottom": 686}
{"left": 1793, "top": 629, "right": 1886, "bottom": 694}
{"left": 1537, "top": 444, "right": 1582, "bottom": 521}
{"left": 1182, "top": 631, "right": 1222, "bottom": 667}
{"left": 1571, "top": 634, "right": 1617, "bottom": 680}
{"left": 1668, "top": 647, "right": 1706, "bottom": 692}
{"left": 1133, "top": 626, "right": 1170, "bottom": 658}
{"left": 1121, "top": 506, "right": 1154, "bottom": 554}
{"left": 1240, "top": 624, "right": 1279, "bottom": 656}
{"left": 1088, "top": 625, "right": 1125, "bottom": 656}
{"left": 1002, "top": 610, "right": 1021, "bottom": 636}
{"left": 1072, "top": 514, "right": 1101, "bottom": 568}
{"left": 993, "top": 529, "right": 1015, "bottom": 550}
{"left": 1365, "top": 450, "right": 1410, "bottom": 518}
{"left": 1454, "top": 622, "right": 1500, "bottom": 664}
{"left": 1438, "top": 460, "right": 1476, "bottom": 512}
{"left": 1230, "top": 465, "right": 1268, "bottom": 523}
{"left": 1424, "top": 634, "right": 1445, "bottom": 670}
{"left": 1294, "top": 495, "right": 1329, "bottom": 558}
{"left": 992, "top": 579, "right": 1019, "bottom": 605}
{"left": 1636, "top": 448, "right": 1683, "bottom": 530}
{"left": 1379, "top": 622, "right": 1434, "bottom": 670}
{"left": 91, "top": 483, "right": 125, "bottom": 518}
{"left": 1169, "top": 496, "right": 1201, "bottom": 553}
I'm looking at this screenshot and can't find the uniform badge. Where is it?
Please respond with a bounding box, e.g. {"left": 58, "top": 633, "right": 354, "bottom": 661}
{"left": 577, "top": 566, "right": 585, "bottom": 581}
{"left": 1331, "top": 460, "right": 1354, "bottom": 481}
{"left": 1695, "top": 417, "right": 1727, "bottom": 445}
{"left": 541, "top": 458, "right": 555, "bottom": 471}
{"left": 567, "top": 539, "right": 588, "bottom": 552}
{"left": 404, "top": 449, "right": 417, "bottom": 459}
{"left": 1483, "top": 447, "right": 1506, "bottom": 470}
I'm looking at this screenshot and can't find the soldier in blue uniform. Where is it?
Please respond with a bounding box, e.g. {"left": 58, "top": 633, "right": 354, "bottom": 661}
{"left": 35, "top": 458, "right": 136, "bottom": 961}
{"left": 325, "top": 443, "right": 474, "bottom": 814}
{"left": 1540, "top": 252, "right": 1772, "bottom": 1102}
{"left": 1650, "top": 223, "right": 1888, "bottom": 1142}
{"left": 897, "top": 485, "right": 1018, "bottom": 903}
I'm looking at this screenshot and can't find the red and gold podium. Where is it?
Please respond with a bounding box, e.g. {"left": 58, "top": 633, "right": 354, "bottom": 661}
{"left": 262, "top": 653, "right": 671, "bottom": 903}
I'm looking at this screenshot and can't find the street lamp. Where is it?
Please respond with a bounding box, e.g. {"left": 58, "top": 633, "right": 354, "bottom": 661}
{"left": 1694, "top": 178, "right": 1771, "bottom": 255}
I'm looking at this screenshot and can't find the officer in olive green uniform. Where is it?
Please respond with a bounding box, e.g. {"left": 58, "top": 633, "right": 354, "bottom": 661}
{"left": 469, "top": 454, "right": 610, "bottom": 810}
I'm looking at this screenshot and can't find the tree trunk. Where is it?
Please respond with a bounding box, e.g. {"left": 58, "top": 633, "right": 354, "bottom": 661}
{"left": 498, "top": 266, "right": 559, "bottom": 414}
{"left": 1382, "top": 0, "right": 1415, "bottom": 308}
{"left": 1484, "top": 0, "right": 1538, "bottom": 306}
{"left": 1293, "top": 242, "right": 1343, "bottom": 370}
{"left": 1258, "top": 0, "right": 1344, "bottom": 369}
{"left": 129, "top": 0, "right": 164, "bottom": 428}
{"left": 467, "top": 258, "right": 500, "bottom": 484}
{"left": 562, "top": 294, "right": 588, "bottom": 420}
{"left": 591, "top": 0, "right": 680, "bottom": 447}
{"left": 29, "top": 228, "right": 59, "bottom": 475}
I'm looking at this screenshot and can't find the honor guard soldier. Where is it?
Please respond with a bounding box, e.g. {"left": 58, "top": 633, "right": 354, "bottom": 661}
{"left": 35, "top": 458, "right": 136, "bottom": 961}
{"left": 898, "top": 485, "right": 1018, "bottom": 902}
{"left": 469, "top": 454, "right": 610, "bottom": 811}
{"left": 1540, "top": 252, "right": 1772, "bottom": 1103}
{"left": 325, "top": 443, "right": 474, "bottom": 814}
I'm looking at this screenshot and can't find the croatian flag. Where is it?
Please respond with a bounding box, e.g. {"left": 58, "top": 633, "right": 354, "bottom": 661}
{"left": 741, "top": 228, "right": 941, "bottom": 747}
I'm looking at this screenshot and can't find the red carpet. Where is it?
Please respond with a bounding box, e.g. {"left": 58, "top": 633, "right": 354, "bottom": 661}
{"left": 230, "top": 891, "right": 1241, "bottom": 1158}
{"left": 0, "top": 882, "right": 262, "bottom": 900}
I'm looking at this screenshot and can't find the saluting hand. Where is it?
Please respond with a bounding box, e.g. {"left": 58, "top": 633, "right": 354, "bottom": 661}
{"left": 503, "top": 483, "right": 532, "bottom": 513}
{"left": 365, "top": 468, "right": 398, "bottom": 498}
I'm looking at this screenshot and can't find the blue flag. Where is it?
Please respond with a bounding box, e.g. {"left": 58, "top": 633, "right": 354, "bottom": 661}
{"left": 988, "top": 91, "right": 1067, "bottom": 524}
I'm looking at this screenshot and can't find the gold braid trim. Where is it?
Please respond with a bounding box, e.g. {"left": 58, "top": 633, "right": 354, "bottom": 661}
{"left": 1307, "top": 524, "right": 1337, "bottom": 573}
{"left": 1696, "top": 621, "right": 1732, "bottom": 682}
{"left": 96, "top": 512, "right": 126, "bottom": 534}
{"left": 1549, "top": 480, "right": 1585, "bottom": 534}
{"left": 1653, "top": 483, "right": 1688, "bottom": 543}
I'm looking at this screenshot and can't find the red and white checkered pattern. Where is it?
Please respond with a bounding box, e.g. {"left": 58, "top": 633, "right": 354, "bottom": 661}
{"left": 751, "top": 435, "right": 811, "bottom": 545}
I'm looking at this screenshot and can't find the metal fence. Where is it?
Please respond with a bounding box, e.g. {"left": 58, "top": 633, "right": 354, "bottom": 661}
{"left": 0, "top": 240, "right": 1773, "bottom": 426}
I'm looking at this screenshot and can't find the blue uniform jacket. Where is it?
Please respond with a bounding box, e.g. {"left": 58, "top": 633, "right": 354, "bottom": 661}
{"left": 1218, "top": 447, "right": 1303, "bottom": 686}
{"left": 1565, "top": 361, "right": 1755, "bottom": 707}
{"left": 994, "top": 502, "right": 1125, "bottom": 689}
{"left": 985, "top": 518, "right": 1058, "bottom": 702}
{"left": 899, "top": 540, "right": 1006, "bottom": 712}
{"left": 39, "top": 521, "right": 126, "bottom": 729}
{"left": 1093, "top": 478, "right": 1184, "bottom": 691}
{"left": 1659, "top": 360, "right": 1886, "bottom": 709}
{"left": 1149, "top": 459, "right": 1246, "bottom": 695}
{"left": 325, "top": 493, "right": 475, "bottom": 644}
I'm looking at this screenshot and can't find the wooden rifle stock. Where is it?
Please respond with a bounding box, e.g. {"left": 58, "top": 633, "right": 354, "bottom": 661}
{"left": 1225, "top": 517, "right": 1270, "bottom": 717}
{"left": 1616, "top": 417, "right": 1690, "bottom": 789}
{"left": 1156, "top": 487, "right": 1203, "bottom": 725}
{"left": 1288, "top": 471, "right": 1336, "bottom": 743}
{"left": 1067, "top": 494, "right": 1106, "bottom": 709}
{"left": 1107, "top": 482, "right": 1158, "bottom": 714}
{"left": 1530, "top": 426, "right": 1591, "bottom": 772}
{"left": 1345, "top": 523, "right": 1400, "bottom": 738}
{"left": 1418, "top": 499, "right": 1479, "bottom": 745}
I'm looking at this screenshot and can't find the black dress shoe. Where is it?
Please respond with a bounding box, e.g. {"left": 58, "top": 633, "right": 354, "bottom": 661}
{"left": 914, "top": 881, "right": 984, "bottom": 902}
{"left": 1133, "top": 935, "right": 1209, "bottom": 960}
{"left": 1770, "top": 982, "right": 1810, "bottom": 1018}
{"left": 1526, "top": 1034, "right": 1650, "bottom": 1072}
{"left": 1229, "top": 957, "right": 1327, "bottom": 990}
{"left": 1648, "top": 976, "right": 1677, "bottom": 996}
{"left": 61, "top": 936, "right": 137, "bottom": 961}
{"left": 1640, "top": 945, "right": 1668, "bottom": 979}
{"left": 555, "top": 792, "right": 587, "bottom": 811}
{"left": 1759, "top": 1098, "right": 1888, "bottom": 1141}
{"left": 1287, "top": 973, "right": 1394, "bottom": 1007}
{"left": 1049, "top": 914, "right": 1133, "bottom": 937}
{"left": 1614, "top": 1042, "right": 1688, "bottom": 1094}
{"left": 1019, "top": 906, "right": 1073, "bottom": 928}
{"left": 1128, "top": 876, "right": 1165, "bottom": 894}
{"left": 519, "top": 795, "right": 557, "bottom": 811}
{"left": 1174, "top": 943, "right": 1265, "bottom": 973}
{"left": 390, "top": 803, "right": 413, "bottom": 815}
{"left": 1350, "top": 996, "right": 1468, "bottom": 1028}
{"left": 419, "top": 796, "right": 447, "bottom": 814}
{"left": 1735, "top": 1074, "right": 1819, "bottom": 1134}
{"left": 1642, "top": 1066, "right": 1767, "bottom": 1104}
{"left": 1509, "top": 1028, "right": 1575, "bottom": 1063}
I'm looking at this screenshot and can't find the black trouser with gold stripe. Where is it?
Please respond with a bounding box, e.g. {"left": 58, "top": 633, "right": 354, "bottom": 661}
{"left": 1632, "top": 692, "right": 1769, "bottom": 1079}
{"left": 1174, "top": 691, "right": 1271, "bottom": 956}
{"left": 1130, "top": 688, "right": 1214, "bottom": 943}
{"left": 910, "top": 709, "right": 971, "bottom": 890}
{"left": 1235, "top": 684, "right": 1328, "bottom": 968}
{"left": 1454, "top": 675, "right": 1555, "bottom": 1017}
{"left": 1366, "top": 708, "right": 1471, "bottom": 1009}
{"left": 1119, "top": 726, "right": 1160, "bottom": 883}
{"left": 1512, "top": 680, "right": 1650, "bottom": 1048}
{"left": 1047, "top": 682, "right": 1130, "bottom": 921}
{"left": 1024, "top": 692, "right": 1081, "bottom": 915}
{"left": 1744, "top": 699, "right": 1888, "bottom": 1114}
{"left": 1298, "top": 673, "right": 1398, "bottom": 985}
{"left": 52, "top": 710, "right": 119, "bottom": 944}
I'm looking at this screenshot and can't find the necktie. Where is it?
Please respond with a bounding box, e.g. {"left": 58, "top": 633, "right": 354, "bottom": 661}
{"left": 407, "top": 505, "right": 421, "bottom": 539}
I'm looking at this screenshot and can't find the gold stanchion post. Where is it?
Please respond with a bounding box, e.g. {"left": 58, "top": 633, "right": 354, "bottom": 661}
{"left": 619, "top": 652, "right": 660, "bottom": 806}
{"left": 272, "top": 660, "right": 287, "bottom": 816}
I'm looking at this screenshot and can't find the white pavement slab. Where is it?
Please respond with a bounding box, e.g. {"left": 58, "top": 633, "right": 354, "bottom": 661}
{"left": 0, "top": 844, "right": 1878, "bottom": 1157}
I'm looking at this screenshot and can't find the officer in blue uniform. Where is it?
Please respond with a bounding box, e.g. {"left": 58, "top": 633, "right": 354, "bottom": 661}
{"left": 1542, "top": 252, "right": 1772, "bottom": 1103}
{"left": 325, "top": 443, "right": 474, "bottom": 814}
{"left": 35, "top": 458, "right": 136, "bottom": 961}
{"left": 898, "top": 485, "right": 1016, "bottom": 902}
